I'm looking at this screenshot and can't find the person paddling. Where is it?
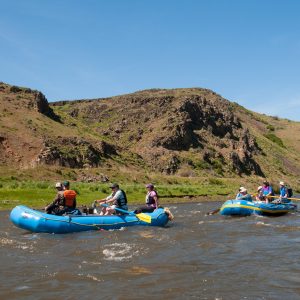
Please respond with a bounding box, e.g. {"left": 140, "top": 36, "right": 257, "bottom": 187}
{"left": 45, "top": 182, "right": 65, "bottom": 215}
{"left": 95, "top": 183, "right": 128, "bottom": 215}
{"left": 134, "top": 183, "right": 159, "bottom": 214}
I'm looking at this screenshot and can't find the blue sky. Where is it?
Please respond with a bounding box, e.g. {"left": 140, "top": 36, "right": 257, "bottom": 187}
{"left": 1, "top": 0, "right": 300, "bottom": 121}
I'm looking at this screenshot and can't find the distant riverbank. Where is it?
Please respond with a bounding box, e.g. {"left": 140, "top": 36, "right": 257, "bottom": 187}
{"left": 0, "top": 179, "right": 234, "bottom": 210}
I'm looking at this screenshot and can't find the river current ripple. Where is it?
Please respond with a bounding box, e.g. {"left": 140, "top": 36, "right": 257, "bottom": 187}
{"left": 1, "top": 202, "right": 300, "bottom": 300}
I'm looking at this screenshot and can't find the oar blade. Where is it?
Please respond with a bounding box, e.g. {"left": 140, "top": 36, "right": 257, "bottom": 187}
{"left": 136, "top": 213, "right": 151, "bottom": 223}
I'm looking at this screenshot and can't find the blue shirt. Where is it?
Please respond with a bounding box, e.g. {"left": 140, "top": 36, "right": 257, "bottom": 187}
{"left": 280, "top": 186, "right": 287, "bottom": 197}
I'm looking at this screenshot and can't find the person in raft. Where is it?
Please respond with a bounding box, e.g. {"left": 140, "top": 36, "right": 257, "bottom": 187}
{"left": 134, "top": 183, "right": 159, "bottom": 214}
{"left": 95, "top": 183, "right": 128, "bottom": 215}
{"left": 61, "top": 180, "right": 78, "bottom": 213}
{"left": 261, "top": 181, "right": 274, "bottom": 203}
{"left": 279, "top": 181, "right": 289, "bottom": 203}
{"left": 235, "top": 187, "right": 252, "bottom": 201}
{"left": 255, "top": 186, "right": 265, "bottom": 201}
{"left": 235, "top": 186, "right": 245, "bottom": 199}
{"left": 45, "top": 182, "right": 65, "bottom": 215}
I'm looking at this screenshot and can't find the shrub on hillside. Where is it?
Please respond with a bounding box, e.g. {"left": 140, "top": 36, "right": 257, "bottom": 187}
{"left": 264, "top": 133, "right": 285, "bottom": 148}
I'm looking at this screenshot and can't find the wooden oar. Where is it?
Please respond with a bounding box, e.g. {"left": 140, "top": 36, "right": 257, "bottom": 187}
{"left": 266, "top": 195, "right": 300, "bottom": 201}
{"left": 100, "top": 203, "right": 151, "bottom": 223}
{"left": 205, "top": 208, "right": 220, "bottom": 216}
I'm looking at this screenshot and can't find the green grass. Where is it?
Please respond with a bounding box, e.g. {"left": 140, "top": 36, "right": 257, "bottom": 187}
{"left": 0, "top": 179, "right": 234, "bottom": 210}
{"left": 264, "top": 133, "right": 285, "bottom": 148}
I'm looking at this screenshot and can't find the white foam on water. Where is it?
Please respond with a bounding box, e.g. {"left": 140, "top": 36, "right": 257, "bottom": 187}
{"left": 0, "top": 237, "right": 15, "bottom": 245}
{"left": 78, "top": 273, "right": 103, "bottom": 282}
{"left": 256, "top": 221, "right": 272, "bottom": 227}
{"left": 102, "top": 243, "right": 138, "bottom": 261}
{"left": 14, "top": 285, "right": 30, "bottom": 291}
{"left": 82, "top": 260, "right": 102, "bottom": 265}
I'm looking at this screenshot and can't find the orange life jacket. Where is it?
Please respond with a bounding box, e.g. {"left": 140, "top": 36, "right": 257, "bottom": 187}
{"left": 63, "top": 190, "right": 76, "bottom": 208}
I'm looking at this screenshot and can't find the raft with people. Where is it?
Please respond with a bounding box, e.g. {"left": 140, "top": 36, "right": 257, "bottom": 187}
{"left": 10, "top": 205, "right": 172, "bottom": 234}
{"left": 219, "top": 199, "right": 297, "bottom": 216}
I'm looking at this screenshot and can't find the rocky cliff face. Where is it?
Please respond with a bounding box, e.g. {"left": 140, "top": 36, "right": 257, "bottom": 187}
{"left": 53, "top": 88, "right": 264, "bottom": 176}
{"left": 35, "top": 138, "right": 116, "bottom": 168}
{"left": 2, "top": 83, "right": 299, "bottom": 179}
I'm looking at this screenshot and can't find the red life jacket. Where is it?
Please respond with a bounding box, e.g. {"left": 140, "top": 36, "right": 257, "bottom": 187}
{"left": 63, "top": 190, "right": 76, "bottom": 208}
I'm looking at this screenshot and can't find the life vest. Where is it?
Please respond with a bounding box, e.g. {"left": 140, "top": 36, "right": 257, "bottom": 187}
{"left": 146, "top": 190, "right": 158, "bottom": 206}
{"left": 280, "top": 186, "right": 287, "bottom": 197}
{"left": 287, "top": 187, "right": 293, "bottom": 198}
{"left": 63, "top": 190, "right": 76, "bottom": 208}
{"left": 113, "top": 189, "right": 127, "bottom": 208}
{"left": 262, "top": 186, "right": 274, "bottom": 196}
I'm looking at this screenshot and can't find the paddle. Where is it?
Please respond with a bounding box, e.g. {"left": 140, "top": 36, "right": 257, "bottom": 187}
{"left": 100, "top": 203, "right": 152, "bottom": 223}
{"left": 265, "top": 195, "right": 300, "bottom": 202}
{"left": 205, "top": 208, "right": 220, "bottom": 216}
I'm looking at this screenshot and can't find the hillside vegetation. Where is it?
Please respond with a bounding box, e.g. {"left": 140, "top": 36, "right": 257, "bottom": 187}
{"left": 0, "top": 82, "right": 299, "bottom": 207}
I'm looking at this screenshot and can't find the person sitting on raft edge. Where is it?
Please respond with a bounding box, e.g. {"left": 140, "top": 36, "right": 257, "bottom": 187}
{"left": 134, "top": 183, "right": 159, "bottom": 214}
{"left": 94, "top": 183, "right": 128, "bottom": 215}
{"left": 261, "top": 180, "right": 275, "bottom": 203}
{"left": 61, "top": 180, "right": 80, "bottom": 214}
{"left": 45, "top": 182, "right": 65, "bottom": 215}
{"left": 255, "top": 186, "right": 265, "bottom": 202}
{"left": 235, "top": 186, "right": 245, "bottom": 199}
{"left": 235, "top": 187, "right": 252, "bottom": 201}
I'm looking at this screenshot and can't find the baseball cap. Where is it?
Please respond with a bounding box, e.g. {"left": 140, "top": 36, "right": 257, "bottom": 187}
{"left": 110, "top": 183, "right": 119, "bottom": 189}
{"left": 55, "top": 182, "right": 62, "bottom": 188}
{"left": 63, "top": 180, "right": 70, "bottom": 187}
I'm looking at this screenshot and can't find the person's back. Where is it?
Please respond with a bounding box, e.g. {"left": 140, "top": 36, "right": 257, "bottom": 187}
{"left": 62, "top": 181, "right": 77, "bottom": 209}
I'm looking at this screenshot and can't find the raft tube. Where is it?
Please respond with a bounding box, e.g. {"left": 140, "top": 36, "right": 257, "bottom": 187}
{"left": 220, "top": 200, "right": 297, "bottom": 216}
{"left": 10, "top": 205, "right": 170, "bottom": 234}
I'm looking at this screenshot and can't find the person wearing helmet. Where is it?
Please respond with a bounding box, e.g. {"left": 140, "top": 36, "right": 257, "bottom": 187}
{"left": 134, "top": 183, "right": 159, "bottom": 214}
{"left": 235, "top": 187, "right": 252, "bottom": 201}
{"left": 94, "top": 183, "right": 128, "bottom": 215}
{"left": 45, "top": 182, "right": 65, "bottom": 215}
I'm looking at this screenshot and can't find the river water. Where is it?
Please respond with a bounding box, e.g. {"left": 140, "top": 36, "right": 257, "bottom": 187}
{"left": 1, "top": 202, "right": 300, "bottom": 300}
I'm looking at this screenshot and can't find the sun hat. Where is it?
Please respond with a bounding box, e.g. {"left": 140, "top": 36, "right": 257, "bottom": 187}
{"left": 239, "top": 186, "right": 245, "bottom": 191}
{"left": 55, "top": 182, "right": 62, "bottom": 188}
{"left": 279, "top": 181, "right": 285, "bottom": 185}
{"left": 257, "top": 186, "right": 262, "bottom": 191}
{"left": 240, "top": 187, "right": 247, "bottom": 193}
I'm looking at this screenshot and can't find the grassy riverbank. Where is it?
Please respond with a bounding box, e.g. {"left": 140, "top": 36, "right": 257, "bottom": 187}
{"left": 0, "top": 177, "right": 239, "bottom": 210}
{"left": 2, "top": 174, "right": 298, "bottom": 210}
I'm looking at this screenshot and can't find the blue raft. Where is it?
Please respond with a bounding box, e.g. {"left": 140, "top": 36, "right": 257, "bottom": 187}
{"left": 220, "top": 200, "right": 297, "bottom": 216}
{"left": 10, "top": 205, "right": 170, "bottom": 234}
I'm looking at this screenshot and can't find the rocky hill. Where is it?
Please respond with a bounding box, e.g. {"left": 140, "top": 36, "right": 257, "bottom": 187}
{"left": 1, "top": 82, "right": 300, "bottom": 186}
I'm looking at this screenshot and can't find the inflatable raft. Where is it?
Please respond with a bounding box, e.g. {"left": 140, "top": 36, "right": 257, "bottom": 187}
{"left": 220, "top": 200, "right": 297, "bottom": 216}
{"left": 10, "top": 205, "right": 170, "bottom": 233}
